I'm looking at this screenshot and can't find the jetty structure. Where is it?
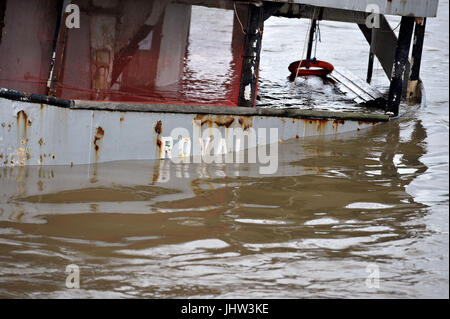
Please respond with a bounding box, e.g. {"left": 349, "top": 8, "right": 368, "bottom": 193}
{"left": 0, "top": 0, "right": 439, "bottom": 167}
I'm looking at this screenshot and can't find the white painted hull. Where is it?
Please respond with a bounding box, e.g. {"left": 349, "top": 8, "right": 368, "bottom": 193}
{"left": 0, "top": 98, "right": 383, "bottom": 168}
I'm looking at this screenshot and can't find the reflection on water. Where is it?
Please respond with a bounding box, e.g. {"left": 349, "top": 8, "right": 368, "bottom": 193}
{"left": 0, "top": 2, "right": 449, "bottom": 298}
{"left": 0, "top": 113, "right": 446, "bottom": 298}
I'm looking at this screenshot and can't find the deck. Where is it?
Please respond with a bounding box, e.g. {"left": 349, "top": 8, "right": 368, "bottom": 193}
{"left": 178, "top": 0, "right": 439, "bottom": 18}
{"left": 266, "top": 0, "right": 439, "bottom": 17}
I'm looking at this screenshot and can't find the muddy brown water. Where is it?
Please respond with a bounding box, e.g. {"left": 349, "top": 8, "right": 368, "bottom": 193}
{"left": 0, "top": 2, "right": 448, "bottom": 298}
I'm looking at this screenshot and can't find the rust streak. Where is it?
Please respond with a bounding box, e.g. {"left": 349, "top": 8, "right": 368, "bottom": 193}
{"left": 155, "top": 120, "right": 163, "bottom": 158}
{"left": 93, "top": 127, "right": 105, "bottom": 161}
{"left": 358, "top": 120, "right": 377, "bottom": 126}
{"left": 194, "top": 115, "right": 236, "bottom": 129}
{"left": 238, "top": 116, "right": 253, "bottom": 131}
{"left": 16, "top": 110, "right": 28, "bottom": 137}
{"left": 214, "top": 116, "right": 235, "bottom": 128}
{"left": 300, "top": 118, "right": 331, "bottom": 134}
{"left": 332, "top": 119, "right": 345, "bottom": 132}
{"left": 194, "top": 114, "right": 207, "bottom": 121}
{"left": 154, "top": 120, "right": 162, "bottom": 135}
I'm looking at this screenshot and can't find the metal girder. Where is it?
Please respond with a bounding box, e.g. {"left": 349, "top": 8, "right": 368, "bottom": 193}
{"left": 172, "top": 1, "right": 438, "bottom": 18}
{"left": 264, "top": 0, "right": 438, "bottom": 18}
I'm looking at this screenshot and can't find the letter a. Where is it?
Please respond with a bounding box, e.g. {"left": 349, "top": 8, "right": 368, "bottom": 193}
{"left": 66, "top": 4, "right": 80, "bottom": 29}
{"left": 65, "top": 264, "right": 80, "bottom": 289}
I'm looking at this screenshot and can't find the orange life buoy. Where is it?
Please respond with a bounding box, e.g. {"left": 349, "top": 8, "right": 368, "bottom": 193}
{"left": 288, "top": 59, "right": 334, "bottom": 77}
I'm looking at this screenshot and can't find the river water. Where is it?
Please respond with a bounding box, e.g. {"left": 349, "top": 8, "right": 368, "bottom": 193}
{"left": 0, "top": 2, "right": 448, "bottom": 298}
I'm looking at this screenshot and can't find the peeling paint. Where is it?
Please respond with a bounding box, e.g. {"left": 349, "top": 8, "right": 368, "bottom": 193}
{"left": 194, "top": 115, "right": 235, "bottom": 128}
{"left": 9, "top": 147, "right": 30, "bottom": 167}
{"left": 238, "top": 116, "right": 253, "bottom": 131}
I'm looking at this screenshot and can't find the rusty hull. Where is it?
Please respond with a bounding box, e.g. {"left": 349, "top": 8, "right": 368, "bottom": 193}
{"left": 0, "top": 97, "right": 384, "bottom": 167}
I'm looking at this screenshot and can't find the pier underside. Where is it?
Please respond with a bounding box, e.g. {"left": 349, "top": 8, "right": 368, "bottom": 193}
{"left": 0, "top": 0, "right": 432, "bottom": 109}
